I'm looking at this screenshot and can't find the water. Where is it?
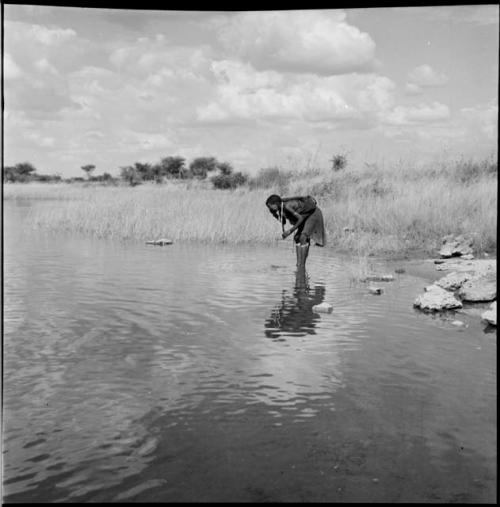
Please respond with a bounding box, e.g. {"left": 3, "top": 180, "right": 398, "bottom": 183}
{"left": 3, "top": 201, "right": 496, "bottom": 502}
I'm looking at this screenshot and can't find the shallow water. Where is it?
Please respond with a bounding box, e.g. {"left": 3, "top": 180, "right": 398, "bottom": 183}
{"left": 3, "top": 202, "right": 496, "bottom": 502}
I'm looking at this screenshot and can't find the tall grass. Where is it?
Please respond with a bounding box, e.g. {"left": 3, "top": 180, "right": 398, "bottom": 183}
{"left": 4, "top": 156, "right": 497, "bottom": 256}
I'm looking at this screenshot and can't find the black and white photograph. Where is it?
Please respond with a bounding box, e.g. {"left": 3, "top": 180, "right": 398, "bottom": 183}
{"left": 2, "top": 2, "right": 497, "bottom": 503}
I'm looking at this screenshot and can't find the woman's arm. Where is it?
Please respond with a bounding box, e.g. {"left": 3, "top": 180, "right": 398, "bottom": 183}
{"left": 281, "top": 204, "right": 306, "bottom": 238}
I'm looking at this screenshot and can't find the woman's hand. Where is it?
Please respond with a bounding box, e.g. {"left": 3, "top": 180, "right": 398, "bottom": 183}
{"left": 282, "top": 229, "right": 291, "bottom": 239}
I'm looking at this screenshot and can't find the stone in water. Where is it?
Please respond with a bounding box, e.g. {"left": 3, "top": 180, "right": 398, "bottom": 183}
{"left": 312, "top": 302, "right": 333, "bottom": 313}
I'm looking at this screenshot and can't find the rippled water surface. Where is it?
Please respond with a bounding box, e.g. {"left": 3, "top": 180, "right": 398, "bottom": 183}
{"left": 3, "top": 202, "right": 496, "bottom": 502}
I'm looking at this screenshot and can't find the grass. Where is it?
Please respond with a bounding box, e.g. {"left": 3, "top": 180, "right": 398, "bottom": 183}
{"left": 4, "top": 156, "right": 497, "bottom": 257}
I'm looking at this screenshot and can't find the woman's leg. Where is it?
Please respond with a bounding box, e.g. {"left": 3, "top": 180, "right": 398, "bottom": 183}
{"left": 296, "top": 233, "right": 310, "bottom": 268}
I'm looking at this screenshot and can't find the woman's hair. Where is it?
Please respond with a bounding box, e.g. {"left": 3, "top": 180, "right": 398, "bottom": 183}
{"left": 265, "top": 194, "right": 282, "bottom": 207}
{"left": 265, "top": 194, "right": 285, "bottom": 224}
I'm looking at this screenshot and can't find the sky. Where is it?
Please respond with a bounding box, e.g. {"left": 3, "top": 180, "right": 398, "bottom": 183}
{"left": 3, "top": 4, "right": 499, "bottom": 177}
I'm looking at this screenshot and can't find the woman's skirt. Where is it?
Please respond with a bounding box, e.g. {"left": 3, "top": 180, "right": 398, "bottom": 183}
{"left": 293, "top": 207, "right": 326, "bottom": 246}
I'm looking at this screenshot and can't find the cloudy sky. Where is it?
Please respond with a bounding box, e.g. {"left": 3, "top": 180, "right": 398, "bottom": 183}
{"left": 3, "top": 4, "right": 499, "bottom": 177}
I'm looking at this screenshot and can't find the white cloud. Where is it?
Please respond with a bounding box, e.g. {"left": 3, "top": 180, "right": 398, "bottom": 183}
{"left": 197, "top": 60, "right": 395, "bottom": 125}
{"left": 408, "top": 64, "right": 449, "bottom": 87}
{"left": 461, "top": 101, "right": 498, "bottom": 139}
{"left": 35, "top": 57, "right": 59, "bottom": 75}
{"left": 29, "top": 23, "right": 76, "bottom": 45}
{"left": 405, "top": 82, "right": 423, "bottom": 95}
{"left": 3, "top": 53, "right": 23, "bottom": 79}
{"left": 24, "top": 131, "right": 55, "bottom": 147}
{"left": 216, "top": 10, "right": 376, "bottom": 75}
{"left": 383, "top": 102, "right": 450, "bottom": 125}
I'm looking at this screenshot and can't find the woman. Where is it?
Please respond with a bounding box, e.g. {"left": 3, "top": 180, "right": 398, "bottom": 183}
{"left": 265, "top": 194, "right": 325, "bottom": 268}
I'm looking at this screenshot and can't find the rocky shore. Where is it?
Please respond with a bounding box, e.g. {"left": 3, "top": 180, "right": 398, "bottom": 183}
{"left": 413, "top": 235, "right": 496, "bottom": 327}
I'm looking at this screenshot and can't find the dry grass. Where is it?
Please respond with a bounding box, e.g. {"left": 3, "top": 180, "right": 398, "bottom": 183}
{"left": 4, "top": 156, "right": 497, "bottom": 256}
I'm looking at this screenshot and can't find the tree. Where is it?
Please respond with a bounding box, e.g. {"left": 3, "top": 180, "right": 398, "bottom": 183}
{"left": 217, "top": 161, "right": 233, "bottom": 176}
{"left": 4, "top": 162, "right": 37, "bottom": 182}
{"left": 81, "top": 164, "right": 96, "bottom": 179}
{"left": 189, "top": 157, "right": 218, "bottom": 179}
{"left": 211, "top": 171, "right": 248, "bottom": 190}
{"left": 157, "top": 156, "right": 186, "bottom": 180}
{"left": 133, "top": 162, "right": 154, "bottom": 182}
{"left": 120, "top": 166, "right": 142, "bottom": 186}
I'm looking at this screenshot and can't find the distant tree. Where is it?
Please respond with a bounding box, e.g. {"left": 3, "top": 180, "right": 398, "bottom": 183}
{"left": 211, "top": 171, "right": 248, "bottom": 190}
{"left": 189, "top": 157, "right": 218, "bottom": 179}
{"left": 120, "top": 166, "right": 142, "bottom": 186}
{"left": 81, "top": 164, "right": 96, "bottom": 179}
{"left": 217, "top": 161, "right": 233, "bottom": 176}
{"left": 157, "top": 156, "right": 186, "bottom": 181}
{"left": 133, "top": 162, "right": 154, "bottom": 182}
{"left": 3, "top": 162, "right": 37, "bottom": 182}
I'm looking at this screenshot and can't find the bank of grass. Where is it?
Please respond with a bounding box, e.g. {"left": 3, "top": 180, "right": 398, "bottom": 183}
{"left": 4, "top": 156, "right": 497, "bottom": 257}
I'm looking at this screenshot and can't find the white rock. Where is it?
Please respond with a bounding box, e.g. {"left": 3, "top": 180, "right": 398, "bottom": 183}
{"left": 458, "top": 275, "right": 496, "bottom": 302}
{"left": 439, "top": 234, "right": 474, "bottom": 258}
{"left": 481, "top": 301, "right": 496, "bottom": 326}
{"left": 435, "top": 271, "right": 471, "bottom": 291}
{"left": 312, "top": 302, "right": 333, "bottom": 313}
{"left": 451, "top": 320, "right": 466, "bottom": 327}
{"left": 461, "top": 254, "right": 475, "bottom": 260}
{"left": 414, "top": 284, "right": 463, "bottom": 312}
{"left": 360, "top": 274, "right": 395, "bottom": 282}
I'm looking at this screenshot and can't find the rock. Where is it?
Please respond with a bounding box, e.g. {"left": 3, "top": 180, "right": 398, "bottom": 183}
{"left": 461, "top": 254, "right": 475, "bottom": 260}
{"left": 368, "top": 286, "right": 383, "bottom": 295}
{"left": 481, "top": 301, "right": 497, "bottom": 326}
{"left": 360, "top": 274, "right": 395, "bottom": 282}
{"left": 458, "top": 275, "right": 496, "bottom": 302}
{"left": 414, "top": 284, "right": 463, "bottom": 312}
{"left": 435, "top": 259, "right": 496, "bottom": 274}
{"left": 434, "top": 259, "right": 446, "bottom": 264}
{"left": 439, "top": 234, "right": 474, "bottom": 258}
{"left": 435, "top": 271, "right": 471, "bottom": 291}
{"left": 395, "top": 268, "right": 405, "bottom": 274}
{"left": 146, "top": 238, "right": 173, "bottom": 246}
{"left": 451, "top": 320, "right": 466, "bottom": 327}
{"left": 312, "top": 302, "right": 333, "bottom": 313}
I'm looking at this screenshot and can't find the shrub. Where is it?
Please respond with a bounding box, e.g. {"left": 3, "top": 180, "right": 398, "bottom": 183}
{"left": 330, "top": 151, "right": 348, "bottom": 171}
{"left": 211, "top": 172, "right": 248, "bottom": 190}
{"left": 189, "top": 157, "right": 218, "bottom": 179}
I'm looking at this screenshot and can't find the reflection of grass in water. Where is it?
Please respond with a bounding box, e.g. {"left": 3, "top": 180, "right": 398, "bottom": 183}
{"left": 5, "top": 155, "right": 497, "bottom": 255}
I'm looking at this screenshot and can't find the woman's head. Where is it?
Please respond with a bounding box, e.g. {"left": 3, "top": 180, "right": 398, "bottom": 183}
{"left": 265, "top": 194, "right": 282, "bottom": 212}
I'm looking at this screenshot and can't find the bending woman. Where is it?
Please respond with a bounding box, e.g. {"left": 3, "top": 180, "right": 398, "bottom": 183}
{"left": 265, "top": 194, "right": 326, "bottom": 268}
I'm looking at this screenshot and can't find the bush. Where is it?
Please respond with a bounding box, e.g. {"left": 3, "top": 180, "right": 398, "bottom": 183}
{"left": 3, "top": 162, "right": 37, "bottom": 182}
{"left": 211, "top": 172, "right": 248, "bottom": 190}
{"left": 330, "top": 151, "right": 348, "bottom": 171}
{"left": 453, "top": 157, "right": 497, "bottom": 184}
{"left": 189, "top": 157, "right": 218, "bottom": 179}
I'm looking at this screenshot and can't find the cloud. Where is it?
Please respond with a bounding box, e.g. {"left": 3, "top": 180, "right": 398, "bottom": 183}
{"left": 3, "top": 53, "right": 23, "bottom": 79}
{"left": 408, "top": 64, "right": 449, "bottom": 87}
{"left": 24, "top": 131, "right": 55, "bottom": 147}
{"left": 383, "top": 102, "right": 450, "bottom": 125}
{"left": 461, "top": 101, "right": 498, "bottom": 139}
{"left": 216, "top": 10, "right": 377, "bottom": 75}
{"left": 28, "top": 23, "right": 76, "bottom": 45}
{"left": 404, "top": 82, "right": 423, "bottom": 95}
{"left": 196, "top": 60, "right": 396, "bottom": 125}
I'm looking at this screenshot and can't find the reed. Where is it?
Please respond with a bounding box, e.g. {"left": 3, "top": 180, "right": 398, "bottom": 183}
{"left": 5, "top": 157, "right": 497, "bottom": 256}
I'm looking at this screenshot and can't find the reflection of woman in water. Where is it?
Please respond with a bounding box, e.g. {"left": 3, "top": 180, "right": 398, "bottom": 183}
{"left": 265, "top": 194, "right": 325, "bottom": 268}
{"left": 265, "top": 270, "right": 326, "bottom": 340}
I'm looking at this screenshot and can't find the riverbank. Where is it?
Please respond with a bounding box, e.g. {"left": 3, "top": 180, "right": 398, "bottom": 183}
{"left": 4, "top": 157, "right": 497, "bottom": 257}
